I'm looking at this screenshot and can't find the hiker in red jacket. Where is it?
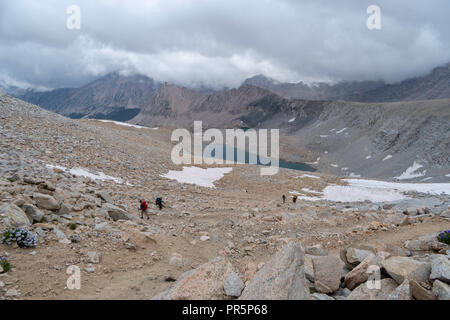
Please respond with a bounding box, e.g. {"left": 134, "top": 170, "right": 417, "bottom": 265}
{"left": 139, "top": 200, "right": 149, "bottom": 220}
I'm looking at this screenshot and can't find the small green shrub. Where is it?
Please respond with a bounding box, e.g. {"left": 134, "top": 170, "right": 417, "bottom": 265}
{"left": 70, "top": 235, "right": 80, "bottom": 243}
{"left": 68, "top": 223, "right": 77, "bottom": 230}
{"left": 0, "top": 256, "right": 10, "bottom": 273}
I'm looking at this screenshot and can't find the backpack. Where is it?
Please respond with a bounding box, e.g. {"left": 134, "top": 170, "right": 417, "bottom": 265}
{"left": 141, "top": 201, "right": 148, "bottom": 211}
{"left": 156, "top": 198, "right": 162, "bottom": 205}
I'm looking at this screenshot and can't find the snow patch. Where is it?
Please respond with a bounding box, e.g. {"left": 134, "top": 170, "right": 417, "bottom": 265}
{"left": 336, "top": 128, "right": 347, "bottom": 134}
{"left": 161, "top": 166, "right": 233, "bottom": 188}
{"left": 297, "top": 174, "right": 320, "bottom": 179}
{"left": 97, "top": 120, "right": 156, "bottom": 130}
{"left": 366, "top": 155, "right": 372, "bottom": 160}
{"left": 331, "top": 164, "right": 339, "bottom": 168}
{"left": 320, "top": 135, "right": 329, "bottom": 138}
{"left": 46, "top": 164, "right": 131, "bottom": 185}
{"left": 382, "top": 155, "right": 393, "bottom": 161}
{"left": 288, "top": 117, "right": 296, "bottom": 123}
{"left": 395, "top": 161, "right": 426, "bottom": 180}
{"left": 302, "top": 188, "right": 322, "bottom": 195}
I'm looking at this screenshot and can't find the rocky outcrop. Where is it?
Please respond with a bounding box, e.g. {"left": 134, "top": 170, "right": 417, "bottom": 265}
{"left": 347, "top": 278, "right": 398, "bottom": 300}
{"left": 387, "top": 279, "right": 412, "bottom": 300}
{"left": 239, "top": 242, "right": 310, "bottom": 300}
{"left": 382, "top": 257, "right": 431, "bottom": 284}
{"left": 312, "top": 256, "right": 342, "bottom": 294}
{"left": 433, "top": 280, "right": 450, "bottom": 300}
{"left": 0, "top": 203, "right": 31, "bottom": 228}
{"left": 344, "top": 254, "right": 378, "bottom": 290}
{"left": 153, "top": 257, "right": 234, "bottom": 300}
{"left": 430, "top": 256, "right": 450, "bottom": 283}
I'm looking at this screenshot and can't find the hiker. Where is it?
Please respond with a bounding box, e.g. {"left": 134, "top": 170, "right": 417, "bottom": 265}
{"left": 293, "top": 195, "right": 298, "bottom": 203}
{"left": 282, "top": 194, "right": 286, "bottom": 203}
{"left": 139, "top": 200, "right": 149, "bottom": 219}
{"left": 155, "top": 197, "right": 165, "bottom": 210}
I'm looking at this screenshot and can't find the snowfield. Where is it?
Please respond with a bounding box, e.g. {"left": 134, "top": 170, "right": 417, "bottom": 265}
{"left": 291, "top": 178, "right": 450, "bottom": 203}
{"left": 395, "top": 161, "right": 426, "bottom": 180}
{"left": 161, "top": 166, "right": 233, "bottom": 188}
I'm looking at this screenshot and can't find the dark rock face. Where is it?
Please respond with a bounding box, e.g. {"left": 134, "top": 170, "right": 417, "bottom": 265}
{"left": 16, "top": 73, "right": 161, "bottom": 121}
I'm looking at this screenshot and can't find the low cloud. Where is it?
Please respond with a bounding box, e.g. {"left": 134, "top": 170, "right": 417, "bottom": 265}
{"left": 1, "top": 0, "right": 449, "bottom": 89}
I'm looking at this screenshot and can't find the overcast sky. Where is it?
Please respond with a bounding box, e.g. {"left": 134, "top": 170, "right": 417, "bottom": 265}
{"left": 0, "top": 0, "right": 449, "bottom": 90}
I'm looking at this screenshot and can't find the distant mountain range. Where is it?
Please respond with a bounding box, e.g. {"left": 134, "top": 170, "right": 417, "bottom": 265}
{"left": 13, "top": 73, "right": 161, "bottom": 121}
{"left": 7, "top": 62, "right": 450, "bottom": 121}
{"left": 243, "top": 63, "right": 450, "bottom": 102}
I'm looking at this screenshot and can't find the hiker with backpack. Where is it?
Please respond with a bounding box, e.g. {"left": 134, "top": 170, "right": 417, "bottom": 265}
{"left": 282, "top": 194, "right": 286, "bottom": 203}
{"left": 139, "top": 200, "right": 149, "bottom": 219}
{"left": 292, "top": 195, "right": 298, "bottom": 204}
{"left": 155, "top": 197, "right": 165, "bottom": 210}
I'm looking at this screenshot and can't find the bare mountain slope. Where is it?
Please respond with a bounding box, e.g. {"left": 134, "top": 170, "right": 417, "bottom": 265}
{"left": 130, "top": 83, "right": 274, "bottom": 128}
{"left": 131, "top": 83, "right": 450, "bottom": 181}
{"left": 17, "top": 73, "right": 161, "bottom": 121}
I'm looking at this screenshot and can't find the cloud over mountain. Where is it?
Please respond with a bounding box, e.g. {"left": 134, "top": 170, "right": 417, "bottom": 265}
{"left": 1, "top": 0, "right": 450, "bottom": 89}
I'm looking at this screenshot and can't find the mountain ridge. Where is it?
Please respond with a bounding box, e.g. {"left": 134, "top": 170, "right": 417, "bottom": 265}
{"left": 243, "top": 63, "right": 450, "bottom": 102}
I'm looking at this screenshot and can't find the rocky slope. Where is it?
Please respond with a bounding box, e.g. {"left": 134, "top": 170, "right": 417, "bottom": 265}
{"left": 130, "top": 83, "right": 274, "bottom": 129}
{"left": 243, "top": 62, "right": 450, "bottom": 102}
{"left": 16, "top": 73, "right": 161, "bottom": 121}
{"left": 0, "top": 92, "right": 449, "bottom": 300}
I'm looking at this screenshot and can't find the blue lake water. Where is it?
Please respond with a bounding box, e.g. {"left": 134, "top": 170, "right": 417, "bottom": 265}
{"left": 203, "top": 144, "right": 316, "bottom": 172}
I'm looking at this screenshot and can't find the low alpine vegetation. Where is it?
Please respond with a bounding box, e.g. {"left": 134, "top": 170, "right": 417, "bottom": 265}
{"left": 70, "top": 234, "right": 80, "bottom": 243}
{"left": 1, "top": 228, "right": 38, "bottom": 248}
{"left": 0, "top": 256, "right": 10, "bottom": 273}
{"left": 437, "top": 230, "right": 450, "bottom": 246}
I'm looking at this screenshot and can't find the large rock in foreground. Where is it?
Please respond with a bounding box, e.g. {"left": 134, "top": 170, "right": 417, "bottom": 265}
{"left": 312, "top": 255, "right": 343, "bottom": 294}
{"left": 347, "top": 278, "right": 398, "bottom": 300}
{"left": 344, "top": 254, "right": 378, "bottom": 290}
{"left": 433, "top": 280, "right": 450, "bottom": 300}
{"left": 404, "top": 233, "right": 448, "bottom": 252}
{"left": 239, "top": 241, "right": 310, "bottom": 300}
{"left": 153, "top": 257, "right": 234, "bottom": 300}
{"left": 382, "top": 256, "right": 431, "bottom": 284}
{"left": 430, "top": 255, "right": 450, "bottom": 283}
{"left": 0, "top": 203, "right": 31, "bottom": 228}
